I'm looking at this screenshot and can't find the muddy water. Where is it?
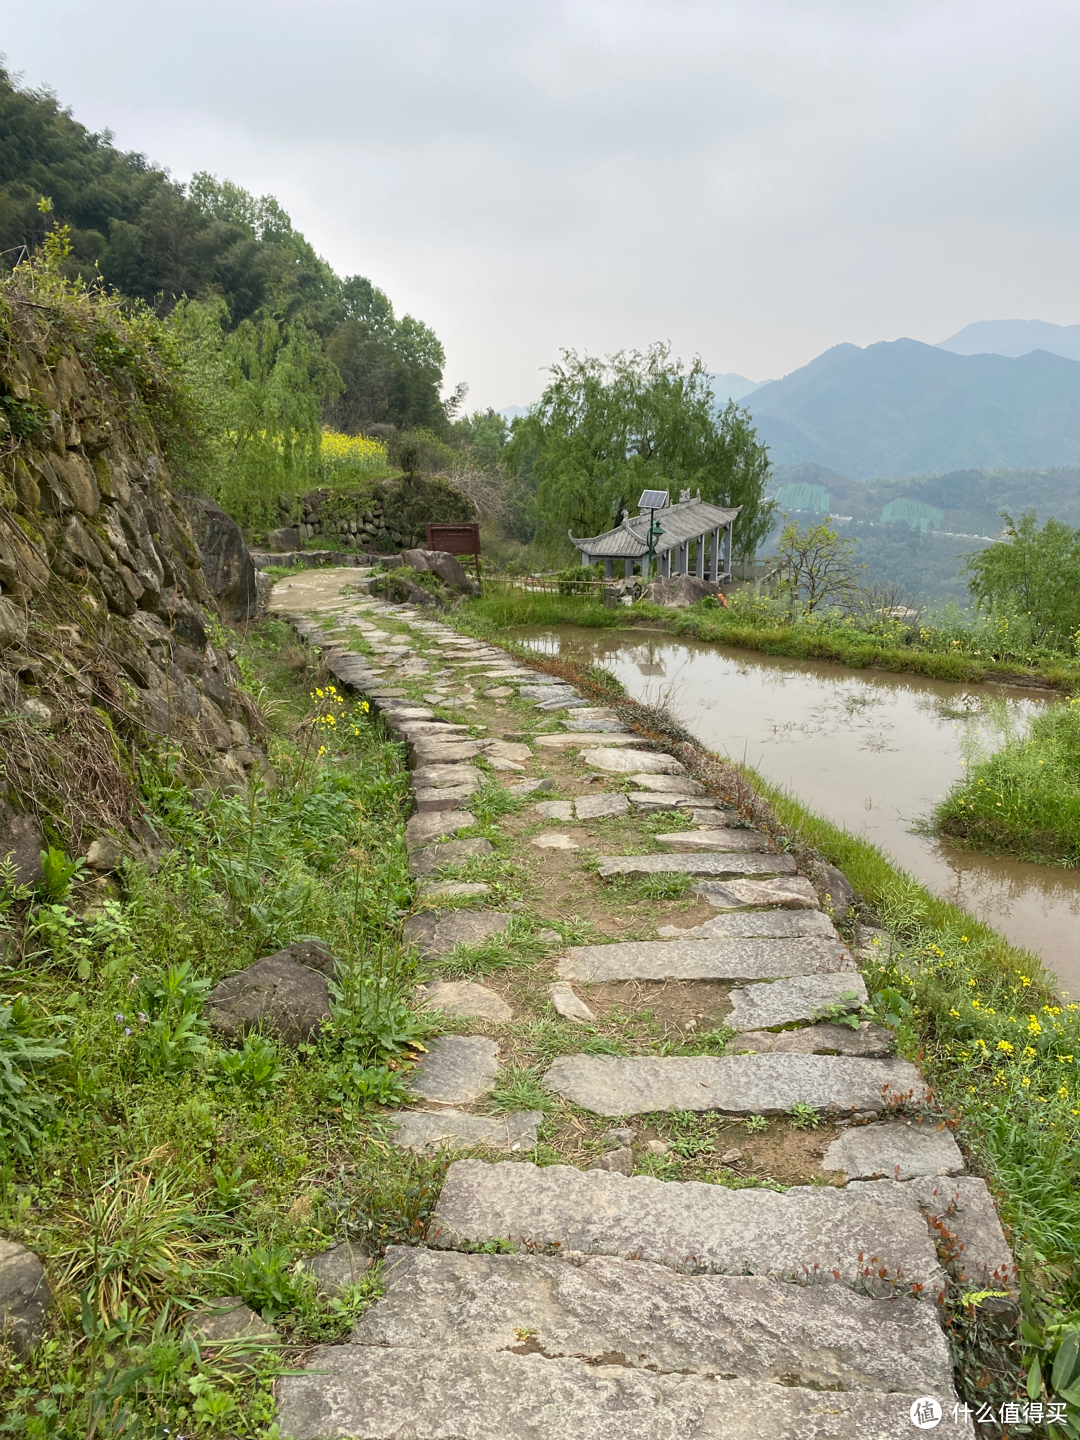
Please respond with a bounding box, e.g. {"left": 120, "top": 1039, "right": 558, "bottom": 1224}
{"left": 518, "top": 625, "right": 1080, "bottom": 995}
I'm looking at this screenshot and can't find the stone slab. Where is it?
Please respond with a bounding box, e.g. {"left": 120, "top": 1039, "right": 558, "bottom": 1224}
{"left": 418, "top": 979, "right": 513, "bottom": 1022}
{"left": 535, "top": 732, "right": 641, "bottom": 747}
{"left": 404, "top": 809, "right": 475, "bottom": 850}
{"left": 403, "top": 910, "right": 515, "bottom": 960}
{"left": 558, "top": 937, "right": 854, "bottom": 983}
{"left": 409, "top": 741, "right": 484, "bottom": 766}
{"left": 278, "top": 1347, "right": 954, "bottom": 1440}
{"left": 728, "top": 974, "right": 869, "bottom": 1031}
{"left": 532, "top": 832, "right": 579, "bottom": 850}
{"left": 656, "top": 829, "right": 769, "bottom": 851}
{"left": 300, "top": 1241, "right": 371, "bottom": 1297}
{"left": 563, "top": 717, "right": 625, "bottom": 732}
{"left": 408, "top": 837, "right": 494, "bottom": 878}
{"left": 787, "top": 1176, "right": 1014, "bottom": 1289}
{"left": 728, "top": 1024, "right": 896, "bottom": 1059}
{"left": 355, "top": 1246, "right": 954, "bottom": 1394}
{"left": 693, "top": 876, "right": 821, "bottom": 909}
{"left": 573, "top": 792, "right": 630, "bottom": 820}
{"left": 549, "top": 981, "right": 597, "bottom": 1023}
{"left": 417, "top": 881, "right": 492, "bottom": 899}
{"left": 190, "top": 1297, "right": 277, "bottom": 1346}
{"left": 411, "top": 763, "right": 482, "bottom": 788}
{"left": 535, "top": 800, "right": 575, "bottom": 821}
{"left": 628, "top": 793, "right": 723, "bottom": 812}
{"left": 542, "top": 1053, "right": 929, "bottom": 1116}
{"left": 629, "top": 773, "right": 705, "bottom": 794}
{"left": 507, "top": 778, "right": 555, "bottom": 797}
{"left": 822, "top": 1122, "right": 965, "bottom": 1182}
{"left": 538, "top": 696, "right": 590, "bottom": 711}
{"left": 389, "top": 1109, "right": 541, "bottom": 1153}
{"left": 414, "top": 782, "right": 479, "bottom": 812}
{"left": 520, "top": 685, "right": 577, "bottom": 699}
{"left": 484, "top": 755, "right": 526, "bottom": 772}
{"left": 659, "top": 910, "right": 838, "bottom": 940}
{"left": 410, "top": 1035, "right": 500, "bottom": 1104}
{"left": 599, "top": 853, "right": 798, "bottom": 879}
{"left": 480, "top": 740, "right": 533, "bottom": 762}
{"left": 428, "top": 1159, "right": 943, "bottom": 1296}
{"left": 583, "top": 748, "right": 685, "bottom": 774}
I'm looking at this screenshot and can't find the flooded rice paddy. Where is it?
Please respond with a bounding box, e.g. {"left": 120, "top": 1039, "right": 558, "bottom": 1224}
{"left": 519, "top": 625, "right": 1080, "bottom": 995}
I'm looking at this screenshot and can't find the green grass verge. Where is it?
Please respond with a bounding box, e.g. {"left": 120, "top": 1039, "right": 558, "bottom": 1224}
{"left": 461, "top": 590, "right": 1080, "bottom": 691}
{"left": 935, "top": 698, "right": 1080, "bottom": 865}
{"left": 0, "top": 619, "right": 446, "bottom": 1437}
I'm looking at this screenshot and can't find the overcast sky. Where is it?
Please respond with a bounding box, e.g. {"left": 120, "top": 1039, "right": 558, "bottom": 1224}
{"left": 5, "top": 0, "right": 1080, "bottom": 409}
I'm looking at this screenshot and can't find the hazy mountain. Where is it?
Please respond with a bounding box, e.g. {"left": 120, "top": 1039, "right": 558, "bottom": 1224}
{"left": 745, "top": 339, "right": 1080, "bottom": 479}
{"left": 710, "top": 371, "right": 768, "bottom": 404}
{"left": 939, "top": 318, "right": 1080, "bottom": 361}
{"left": 498, "top": 404, "right": 533, "bottom": 421}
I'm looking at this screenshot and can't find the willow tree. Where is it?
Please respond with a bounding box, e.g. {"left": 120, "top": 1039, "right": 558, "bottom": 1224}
{"left": 504, "top": 344, "right": 774, "bottom": 559}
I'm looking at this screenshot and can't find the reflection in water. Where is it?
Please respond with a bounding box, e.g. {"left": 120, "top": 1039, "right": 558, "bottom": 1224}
{"left": 520, "top": 625, "right": 1080, "bottom": 994}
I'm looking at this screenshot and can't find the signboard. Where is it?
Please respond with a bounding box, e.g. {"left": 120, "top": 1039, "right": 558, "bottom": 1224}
{"left": 426, "top": 522, "right": 482, "bottom": 590}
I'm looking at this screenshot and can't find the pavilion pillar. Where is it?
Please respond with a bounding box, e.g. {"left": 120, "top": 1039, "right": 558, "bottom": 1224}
{"left": 624, "top": 558, "right": 633, "bottom": 580}
{"left": 604, "top": 558, "right": 614, "bottom": 580}
{"left": 661, "top": 550, "right": 670, "bottom": 578}
{"left": 678, "top": 543, "right": 688, "bottom": 574}
{"left": 695, "top": 535, "right": 705, "bottom": 579}
{"left": 710, "top": 527, "right": 721, "bottom": 582}
{"left": 725, "top": 522, "right": 733, "bottom": 578}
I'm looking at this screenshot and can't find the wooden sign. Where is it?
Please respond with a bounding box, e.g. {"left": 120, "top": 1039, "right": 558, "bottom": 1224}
{"left": 425, "top": 522, "right": 482, "bottom": 590}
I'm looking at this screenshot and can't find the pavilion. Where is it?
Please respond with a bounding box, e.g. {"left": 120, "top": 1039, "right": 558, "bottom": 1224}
{"left": 569, "top": 490, "right": 740, "bottom": 583}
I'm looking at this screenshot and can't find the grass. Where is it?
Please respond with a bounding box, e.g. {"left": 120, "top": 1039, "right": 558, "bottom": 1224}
{"left": 935, "top": 697, "right": 1080, "bottom": 864}
{"left": 0, "top": 618, "right": 444, "bottom": 1437}
{"left": 460, "top": 588, "right": 1080, "bottom": 692}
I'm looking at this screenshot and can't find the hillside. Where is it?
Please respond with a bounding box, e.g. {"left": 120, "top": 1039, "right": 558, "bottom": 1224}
{"left": 746, "top": 338, "right": 1080, "bottom": 479}
{"left": 939, "top": 318, "right": 1080, "bottom": 361}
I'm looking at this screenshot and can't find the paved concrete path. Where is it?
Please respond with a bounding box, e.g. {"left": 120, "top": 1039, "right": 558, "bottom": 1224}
{"left": 269, "top": 569, "right": 992, "bottom": 1439}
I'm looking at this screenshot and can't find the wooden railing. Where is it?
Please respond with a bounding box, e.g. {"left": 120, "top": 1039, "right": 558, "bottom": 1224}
{"left": 483, "top": 573, "right": 612, "bottom": 597}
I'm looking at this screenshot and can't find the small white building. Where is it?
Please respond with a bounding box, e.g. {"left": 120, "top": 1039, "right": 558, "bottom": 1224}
{"left": 569, "top": 491, "right": 740, "bottom": 583}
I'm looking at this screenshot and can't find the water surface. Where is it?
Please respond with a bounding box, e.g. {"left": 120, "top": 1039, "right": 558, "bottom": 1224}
{"left": 519, "top": 625, "right": 1080, "bottom": 994}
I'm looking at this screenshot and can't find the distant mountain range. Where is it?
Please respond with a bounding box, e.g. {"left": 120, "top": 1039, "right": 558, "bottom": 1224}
{"left": 745, "top": 339, "right": 1080, "bottom": 480}
{"left": 938, "top": 318, "right": 1080, "bottom": 361}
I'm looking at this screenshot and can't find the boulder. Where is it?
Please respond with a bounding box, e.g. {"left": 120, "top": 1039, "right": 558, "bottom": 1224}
{"left": 261, "top": 939, "right": 338, "bottom": 978}
{"left": 85, "top": 835, "right": 124, "bottom": 872}
{"left": 642, "top": 574, "right": 721, "bottom": 608}
{"left": 0, "top": 1239, "right": 52, "bottom": 1354}
{"left": 0, "top": 801, "right": 44, "bottom": 888}
{"left": 191, "top": 498, "right": 263, "bottom": 621}
{"left": 267, "top": 527, "right": 302, "bottom": 552}
{"left": 815, "top": 863, "right": 858, "bottom": 920}
{"left": 204, "top": 954, "right": 331, "bottom": 1046}
{"left": 400, "top": 549, "right": 472, "bottom": 589}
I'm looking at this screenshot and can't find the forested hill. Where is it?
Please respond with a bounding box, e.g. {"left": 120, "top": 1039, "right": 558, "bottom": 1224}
{"left": 0, "top": 65, "right": 449, "bottom": 433}
{"left": 746, "top": 338, "right": 1080, "bottom": 479}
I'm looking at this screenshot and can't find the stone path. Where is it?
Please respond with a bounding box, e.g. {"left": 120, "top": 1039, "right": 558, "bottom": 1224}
{"left": 269, "top": 570, "right": 996, "bottom": 1437}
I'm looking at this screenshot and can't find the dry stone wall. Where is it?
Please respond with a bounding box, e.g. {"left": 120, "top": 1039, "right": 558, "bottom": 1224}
{"left": 0, "top": 291, "right": 262, "bottom": 860}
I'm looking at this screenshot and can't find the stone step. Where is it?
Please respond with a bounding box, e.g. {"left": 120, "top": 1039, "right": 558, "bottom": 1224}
{"left": 786, "top": 1176, "right": 1014, "bottom": 1290}
{"left": 821, "top": 1121, "right": 965, "bottom": 1183}
{"left": 658, "top": 910, "right": 837, "bottom": 940}
{"left": 404, "top": 809, "right": 475, "bottom": 850}
{"left": 557, "top": 937, "right": 854, "bottom": 982}
{"left": 655, "top": 829, "right": 769, "bottom": 851}
{"left": 583, "top": 748, "right": 685, "bottom": 774}
{"left": 535, "top": 732, "right": 642, "bottom": 747}
{"left": 351, "top": 1246, "right": 955, "bottom": 1394}
{"left": 542, "top": 1052, "right": 929, "bottom": 1116}
{"left": 728, "top": 974, "right": 869, "bottom": 1031}
{"left": 692, "top": 876, "right": 821, "bottom": 908}
{"left": 409, "top": 1036, "right": 500, "bottom": 1104}
{"left": 729, "top": 1023, "right": 896, "bottom": 1059}
{"left": 418, "top": 979, "right": 511, "bottom": 1021}
{"left": 428, "top": 1158, "right": 943, "bottom": 1297}
{"left": 277, "top": 1346, "right": 960, "bottom": 1440}
{"left": 598, "top": 853, "right": 798, "bottom": 879}
{"left": 628, "top": 793, "right": 725, "bottom": 812}
{"left": 408, "top": 837, "right": 494, "bottom": 878}
{"left": 403, "top": 909, "right": 514, "bottom": 960}
{"left": 388, "top": 1110, "right": 540, "bottom": 1153}
{"left": 629, "top": 773, "right": 705, "bottom": 794}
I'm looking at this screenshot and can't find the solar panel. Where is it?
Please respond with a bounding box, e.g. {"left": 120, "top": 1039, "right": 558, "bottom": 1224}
{"left": 638, "top": 489, "right": 669, "bottom": 510}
